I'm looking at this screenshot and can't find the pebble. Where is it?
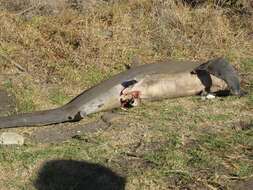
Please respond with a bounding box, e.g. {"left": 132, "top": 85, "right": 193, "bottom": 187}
{"left": 0, "top": 132, "right": 24, "bottom": 145}
{"left": 201, "top": 93, "right": 216, "bottom": 100}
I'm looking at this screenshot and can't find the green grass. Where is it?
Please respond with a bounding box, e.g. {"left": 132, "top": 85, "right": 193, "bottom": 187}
{"left": 3, "top": 79, "right": 36, "bottom": 113}
{"left": 81, "top": 65, "right": 110, "bottom": 86}
{"left": 241, "top": 59, "right": 253, "bottom": 106}
{"left": 0, "top": 1, "right": 253, "bottom": 189}
{"left": 48, "top": 88, "right": 69, "bottom": 106}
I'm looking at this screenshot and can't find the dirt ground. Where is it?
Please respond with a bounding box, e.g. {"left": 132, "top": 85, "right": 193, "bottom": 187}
{"left": 0, "top": 0, "right": 252, "bottom": 189}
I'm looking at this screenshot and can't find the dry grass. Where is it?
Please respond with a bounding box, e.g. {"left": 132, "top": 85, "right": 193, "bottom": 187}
{"left": 0, "top": 0, "right": 253, "bottom": 189}
{"left": 0, "top": 0, "right": 252, "bottom": 111}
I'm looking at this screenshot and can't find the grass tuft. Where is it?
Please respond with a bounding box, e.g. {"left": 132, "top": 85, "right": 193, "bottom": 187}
{"left": 0, "top": 1, "right": 252, "bottom": 189}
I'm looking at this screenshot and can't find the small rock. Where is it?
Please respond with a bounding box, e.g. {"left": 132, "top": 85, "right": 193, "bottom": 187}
{"left": 201, "top": 93, "right": 216, "bottom": 100}
{"left": 206, "top": 93, "right": 216, "bottom": 99}
{"left": 0, "top": 132, "right": 24, "bottom": 145}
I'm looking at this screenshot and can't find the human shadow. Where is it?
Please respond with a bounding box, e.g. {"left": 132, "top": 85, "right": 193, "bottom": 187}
{"left": 34, "top": 159, "right": 126, "bottom": 190}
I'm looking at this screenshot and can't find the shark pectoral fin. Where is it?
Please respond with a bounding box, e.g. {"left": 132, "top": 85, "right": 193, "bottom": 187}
{"left": 194, "top": 70, "right": 212, "bottom": 93}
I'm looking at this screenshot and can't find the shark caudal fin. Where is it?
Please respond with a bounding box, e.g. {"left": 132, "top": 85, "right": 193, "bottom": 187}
{"left": 195, "top": 58, "right": 244, "bottom": 96}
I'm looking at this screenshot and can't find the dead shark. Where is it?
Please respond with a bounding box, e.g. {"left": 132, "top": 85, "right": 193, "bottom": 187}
{"left": 0, "top": 57, "right": 242, "bottom": 129}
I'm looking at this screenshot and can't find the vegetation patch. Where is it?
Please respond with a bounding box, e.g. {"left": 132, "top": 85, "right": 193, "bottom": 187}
{"left": 0, "top": 0, "right": 252, "bottom": 189}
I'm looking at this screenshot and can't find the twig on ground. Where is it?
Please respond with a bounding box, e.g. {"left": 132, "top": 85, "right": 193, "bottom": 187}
{"left": 222, "top": 174, "right": 253, "bottom": 180}
{"left": 15, "top": 4, "right": 45, "bottom": 16}
{"left": 15, "top": 6, "right": 37, "bottom": 16}
{"left": 0, "top": 53, "right": 28, "bottom": 73}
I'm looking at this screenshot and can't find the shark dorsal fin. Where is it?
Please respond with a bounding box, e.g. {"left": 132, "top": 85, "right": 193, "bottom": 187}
{"left": 125, "top": 56, "right": 143, "bottom": 70}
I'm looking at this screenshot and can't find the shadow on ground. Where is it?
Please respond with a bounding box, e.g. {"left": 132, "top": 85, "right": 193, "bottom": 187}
{"left": 34, "top": 160, "right": 126, "bottom": 190}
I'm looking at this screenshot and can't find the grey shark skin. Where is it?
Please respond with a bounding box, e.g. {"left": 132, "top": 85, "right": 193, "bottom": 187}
{"left": 195, "top": 58, "right": 242, "bottom": 96}
{"left": 0, "top": 58, "right": 241, "bottom": 129}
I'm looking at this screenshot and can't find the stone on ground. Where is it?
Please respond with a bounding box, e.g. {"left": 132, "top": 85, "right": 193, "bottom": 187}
{"left": 0, "top": 132, "right": 24, "bottom": 145}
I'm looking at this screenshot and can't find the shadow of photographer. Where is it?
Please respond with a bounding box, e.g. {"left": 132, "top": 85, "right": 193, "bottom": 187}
{"left": 34, "top": 159, "right": 125, "bottom": 190}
